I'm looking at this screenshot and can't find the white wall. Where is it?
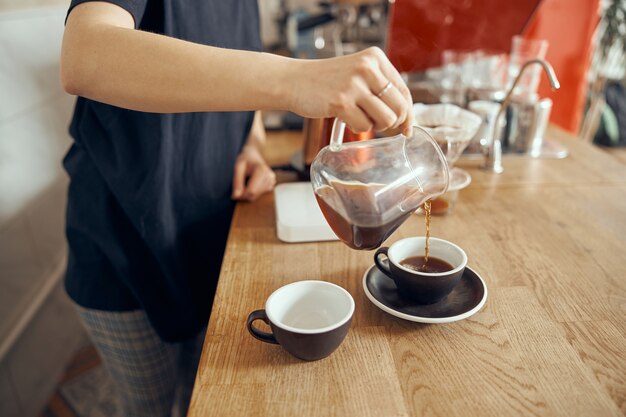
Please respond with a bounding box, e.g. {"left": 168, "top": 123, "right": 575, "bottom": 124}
{"left": 0, "top": 6, "right": 86, "bottom": 417}
{"left": 0, "top": 0, "right": 66, "bottom": 13}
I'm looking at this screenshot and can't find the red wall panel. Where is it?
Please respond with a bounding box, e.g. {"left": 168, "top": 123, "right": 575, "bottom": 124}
{"left": 387, "top": 0, "right": 601, "bottom": 133}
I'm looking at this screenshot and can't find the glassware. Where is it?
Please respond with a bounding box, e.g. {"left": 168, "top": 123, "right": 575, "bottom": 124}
{"left": 310, "top": 119, "right": 450, "bottom": 250}
{"left": 507, "top": 36, "right": 548, "bottom": 100}
{"left": 440, "top": 49, "right": 508, "bottom": 105}
{"left": 468, "top": 50, "right": 509, "bottom": 90}
{"left": 440, "top": 49, "right": 472, "bottom": 105}
{"left": 411, "top": 104, "right": 480, "bottom": 219}
{"left": 413, "top": 104, "right": 482, "bottom": 167}
{"left": 467, "top": 100, "right": 502, "bottom": 153}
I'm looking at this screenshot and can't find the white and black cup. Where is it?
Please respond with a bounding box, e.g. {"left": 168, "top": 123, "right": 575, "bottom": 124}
{"left": 374, "top": 237, "right": 467, "bottom": 304}
{"left": 246, "top": 280, "right": 354, "bottom": 361}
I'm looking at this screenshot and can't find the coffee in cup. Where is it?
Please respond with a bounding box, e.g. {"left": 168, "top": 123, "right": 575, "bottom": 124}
{"left": 374, "top": 237, "right": 467, "bottom": 304}
{"left": 246, "top": 280, "right": 354, "bottom": 361}
{"left": 400, "top": 255, "right": 453, "bottom": 273}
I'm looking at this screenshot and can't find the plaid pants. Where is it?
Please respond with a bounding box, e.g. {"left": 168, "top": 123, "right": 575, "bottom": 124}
{"left": 77, "top": 307, "right": 204, "bottom": 417}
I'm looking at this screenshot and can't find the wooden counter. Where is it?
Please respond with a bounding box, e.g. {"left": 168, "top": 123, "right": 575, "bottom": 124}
{"left": 188, "top": 126, "right": 626, "bottom": 417}
{"left": 605, "top": 147, "right": 626, "bottom": 166}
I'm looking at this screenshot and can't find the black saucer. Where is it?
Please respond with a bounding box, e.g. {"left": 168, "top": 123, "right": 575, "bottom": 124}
{"left": 362, "top": 264, "right": 488, "bottom": 323}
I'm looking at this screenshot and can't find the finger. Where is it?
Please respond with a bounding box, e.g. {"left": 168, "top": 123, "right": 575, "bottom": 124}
{"left": 340, "top": 105, "right": 373, "bottom": 133}
{"left": 232, "top": 159, "right": 247, "bottom": 199}
{"left": 242, "top": 167, "right": 270, "bottom": 201}
{"left": 356, "top": 64, "right": 405, "bottom": 130}
{"left": 357, "top": 92, "right": 398, "bottom": 132}
{"left": 377, "top": 84, "right": 409, "bottom": 129}
{"left": 377, "top": 55, "right": 413, "bottom": 106}
{"left": 376, "top": 56, "right": 414, "bottom": 134}
{"left": 266, "top": 169, "right": 277, "bottom": 190}
{"left": 252, "top": 169, "right": 277, "bottom": 200}
{"left": 401, "top": 107, "right": 414, "bottom": 137}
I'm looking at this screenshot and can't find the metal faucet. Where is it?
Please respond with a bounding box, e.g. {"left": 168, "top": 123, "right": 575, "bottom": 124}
{"left": 482, "top": 58, "right": 560, "bottom": 173}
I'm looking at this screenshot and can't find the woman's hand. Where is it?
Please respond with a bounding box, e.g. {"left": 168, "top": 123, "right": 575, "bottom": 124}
{"left": 231, "top": 144, "right": 276, "bottom": 202}
{"left": 287, "top": 47, "right": 413, "bottom": 135}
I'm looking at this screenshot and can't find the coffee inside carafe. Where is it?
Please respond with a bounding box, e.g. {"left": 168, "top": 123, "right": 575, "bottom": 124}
{"left": 315, "top": 180, "right": 423, "bottom": 250}
{"left": 310, "top": 120, "right": 450, "bottom": 251}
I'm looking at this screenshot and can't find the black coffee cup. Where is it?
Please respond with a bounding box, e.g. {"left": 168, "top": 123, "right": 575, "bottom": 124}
{"left": 247, "top": 280, "right": 354, "bottom": 361}
{"left": 374, "top": 237, "right": 467, "bottom": 304}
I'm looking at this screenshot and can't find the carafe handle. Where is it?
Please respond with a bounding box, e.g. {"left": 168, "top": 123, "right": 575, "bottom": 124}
{"left": 329, "top": 118, "right": 346, "bottom": 151}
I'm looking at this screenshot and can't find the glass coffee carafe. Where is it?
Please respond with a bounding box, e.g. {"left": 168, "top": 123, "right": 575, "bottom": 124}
{"left": 311, "top": 119, "right": 450, "bottom": 250}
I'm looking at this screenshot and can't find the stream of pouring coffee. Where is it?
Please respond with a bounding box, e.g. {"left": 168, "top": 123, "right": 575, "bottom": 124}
{"left": 423, "top": 200, "right": 431, "bottom": 266}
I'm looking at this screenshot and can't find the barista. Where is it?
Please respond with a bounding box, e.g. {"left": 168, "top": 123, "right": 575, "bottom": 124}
{"left": 61, "top": 1, "right": 413, "bottom": 416}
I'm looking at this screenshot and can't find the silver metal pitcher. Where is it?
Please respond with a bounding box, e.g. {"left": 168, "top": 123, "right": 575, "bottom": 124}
{"left": 505, "top": 97, "right": 553, "bottom": 155}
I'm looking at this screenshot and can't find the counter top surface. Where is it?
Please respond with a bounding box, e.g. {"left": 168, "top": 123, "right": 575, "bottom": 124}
{"left": 605, "top": 147, "right": 626, "bottom": 166}
{"left": 188, "top": 126, "right": 626, "bottom": 417}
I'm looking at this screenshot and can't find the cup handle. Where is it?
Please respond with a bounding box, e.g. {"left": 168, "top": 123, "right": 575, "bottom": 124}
{"left": 246, "top": 310, "right": 279, "bottom": 345}
{"left": 374, "top": 247, "right": 394, "bottom": 279}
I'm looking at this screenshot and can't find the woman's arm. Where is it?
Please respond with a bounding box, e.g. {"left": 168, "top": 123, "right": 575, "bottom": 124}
{"left": 61, "top": 2, "right": 413, "bottom": 133}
